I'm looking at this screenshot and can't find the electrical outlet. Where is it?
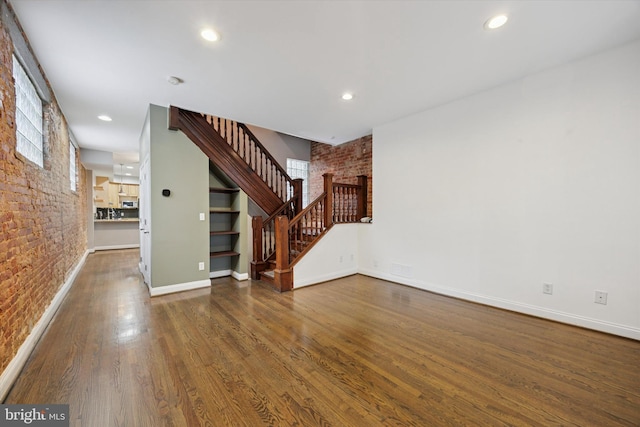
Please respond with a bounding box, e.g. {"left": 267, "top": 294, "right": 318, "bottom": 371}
{"left": 340, "top": 255, "right": 343, "bottom": 263}
{"left": 199, "top": 212, "right": 205, "bottom": 221}
{"left": 198, "top": 262, "right": 205, "bottom": 271}
{"left": 543, "top": 283, "right": 553, "bottom": 295}
{"left": 595, "top": 291, "right": 608, "bottom": 305}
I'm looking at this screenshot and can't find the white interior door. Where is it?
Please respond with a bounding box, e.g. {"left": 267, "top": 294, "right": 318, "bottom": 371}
{"left": 139, "top": 155, "right": 151, "bottom": 285}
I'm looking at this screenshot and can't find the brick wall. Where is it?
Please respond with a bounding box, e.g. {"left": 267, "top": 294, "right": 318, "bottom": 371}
{"left": 310, "top": 135, "right": 372, "bottom": 218}
{"left": 0, "top": 6, "right": 87, "bottom": 374}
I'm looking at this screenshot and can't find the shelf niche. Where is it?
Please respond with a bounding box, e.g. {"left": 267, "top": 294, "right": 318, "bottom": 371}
{"left": 209, "top": 187, "right": 241, "bottom": 277}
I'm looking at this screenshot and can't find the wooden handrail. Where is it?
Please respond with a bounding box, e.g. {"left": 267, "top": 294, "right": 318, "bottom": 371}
{"left": 288, "top": 193, "right": 329, "bottom": 266}
{"left": 289, "top": 192, "right": 326, "bottom": 225}
{"left": 255, "top": 198, "right": 297, "bottom": 266}
{"left": 170, "top": 106, "right": 300, "bottom": 212}
{"left": 255, "top": 177, "right": 368, "bottom": 286}
{"left": 237, "top": 123, "right": 293, "bottom": 192}
{"left": 332, "top": 183, "right": 360, "bottom": 189}
{"left": 281, "top": 174, "right": 369, "bottom": 269}
{"left": 202, "top": 113, "right": 295, "bottom": 202}
{"left": 264, "top": 197, "right": 297, "bottom": 226}
{"left": 170, "top": 105, "right": 370, "bottom": 291}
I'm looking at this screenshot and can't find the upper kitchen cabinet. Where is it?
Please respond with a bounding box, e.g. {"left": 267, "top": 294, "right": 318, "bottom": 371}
{"left": 93, "top": 176, "right": 109, "bottom": 208}
{"left": 98, "top": 182, "right": 139, "bottom": 208}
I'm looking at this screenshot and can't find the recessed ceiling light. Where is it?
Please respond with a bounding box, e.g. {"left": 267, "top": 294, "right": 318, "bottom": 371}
{"left": 342, "top": 93, "right": 354, "bottom": 101}
{"left": 97, "top": 115, "right": 112, "bottom": 122}
{"left": 201, "top": 28, "right": 220, "bottom": 42}
{"left": 125, "top": 173, "right": 132, "bottom": 176}
{"left": 484, "top": 14, "right": 508, "bottom": 30}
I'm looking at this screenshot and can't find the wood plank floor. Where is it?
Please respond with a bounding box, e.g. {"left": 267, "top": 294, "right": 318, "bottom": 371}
{"left": 5, "top": 249, "right": 640, "bottom": 426}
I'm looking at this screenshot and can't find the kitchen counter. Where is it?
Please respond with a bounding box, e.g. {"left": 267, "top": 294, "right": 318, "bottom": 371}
{"left": 94, "top": 218, "right": 140, "bottom": 250}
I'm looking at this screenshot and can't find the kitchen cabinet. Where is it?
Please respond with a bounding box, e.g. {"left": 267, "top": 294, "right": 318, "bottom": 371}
{"left": 108, "top": 183, "right": 120, "bottom": 207}
{"left": 93, "top": 176, "right": 109, "bottom": 208}
{"left": 127, "top": 184, "right": 139, "bottom": 197}
{"left": 106, "top": 183, "right": 140, "bottom": 207}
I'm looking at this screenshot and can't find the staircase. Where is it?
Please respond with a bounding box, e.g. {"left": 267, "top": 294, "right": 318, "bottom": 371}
{"left": 169, "top": 106, "right": 368, "bottom": 291}
{"left": 169, "top": 106, "right": 302, "bottom": 214}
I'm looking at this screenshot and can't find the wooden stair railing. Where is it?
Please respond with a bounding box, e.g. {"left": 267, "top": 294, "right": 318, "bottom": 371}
{"left": 250, "top": 197, "right": 297, "bottom": 280}
{"left": 169, "top": 105, "right": 302, "bottom": 215}
{"left": 168, "top": 105, "right": 369, "bottom": 292}
{"left": 252, "top": 173, "right": 369, "bottom": 291}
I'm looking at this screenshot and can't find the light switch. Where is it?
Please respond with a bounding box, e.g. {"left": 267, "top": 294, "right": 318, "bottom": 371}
{"left": 199, "top": 212, "right": 205, "bottom": 221}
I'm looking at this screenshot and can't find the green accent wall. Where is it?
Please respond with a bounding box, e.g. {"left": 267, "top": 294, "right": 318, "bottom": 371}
{"left": 147, "top": 104, "right": 209, "bottom": 288}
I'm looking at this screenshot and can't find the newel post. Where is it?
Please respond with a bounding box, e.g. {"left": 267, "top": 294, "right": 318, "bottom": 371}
{"left": 323, "top": 173, "right": 334, "bottom": 227}
{"left": 292, "top": 178, "right": 303, "bottom": 214}
{"left": 273, "top": 216, "right": 293, "bottom": 292}
{"left": 250, "top": 216, "right": 266, "bottom": 280}
{"left": 357, "top": 175, "right": 368, "bottom": 219}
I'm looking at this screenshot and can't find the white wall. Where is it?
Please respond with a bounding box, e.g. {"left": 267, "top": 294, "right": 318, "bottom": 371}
{"left": 294, "top": 224, "right": 359, "bottom": 288}
{"left": 360, "top": 40, "right": 640, "bottom": 339}
{"left": 247, "top": 125, "right": 311, "bottom": 165}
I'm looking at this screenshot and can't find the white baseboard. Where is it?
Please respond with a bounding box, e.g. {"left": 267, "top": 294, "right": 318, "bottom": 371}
{"left": 0, "top": 250, "right": 89, "bottom": 401}
{"left": 209, "top": 270, "right": 249, "bottom": 281}
{"left": 210, "top": 269, "right": 231, "bottom": 279}
{"left": 231, "top": 271, "right": 249, "bottom": 281}
{"left": 358, "top": 268, "right": 640, "bottom": 341}
{"left": 294, "top": 267, "right": 358, "bottom": 289}
{"left": 149, "top": 279, "right": 211, "bottom": 297}
{"left": 94, "top": 244, "right": 139, "bottom": 251}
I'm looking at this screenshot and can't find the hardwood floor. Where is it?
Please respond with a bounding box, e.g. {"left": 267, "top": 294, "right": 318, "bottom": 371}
{"left": 5, "top": 249, "right": 640, "bottom": 426}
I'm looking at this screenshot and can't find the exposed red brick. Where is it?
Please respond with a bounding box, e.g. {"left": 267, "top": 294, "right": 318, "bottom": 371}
{"left": 0, "top": 3, "right": 87, "bottom": 374}
{"left": 310, "top": 135, "right": 372, "bottom": 217}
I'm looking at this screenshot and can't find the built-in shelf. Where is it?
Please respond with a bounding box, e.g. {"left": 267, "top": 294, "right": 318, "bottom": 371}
{"left": 209, "top": 187, "right": 240, "bottom": 194}
{"left": 209, "top": 208, "right": 240, "bottom": 213}
{"left": 210, "top": 231, "right": 240, "bottom": 236}
{"left": 210, "top": 250, "right": 240, "bottom": 258}
{"left": 209, "top": 186, "right": 241, "bottom": 276}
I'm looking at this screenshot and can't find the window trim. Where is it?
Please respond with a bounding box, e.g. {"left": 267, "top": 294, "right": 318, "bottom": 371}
{"left": 286, "top": 158, "right": 310, "bottom": 208}
{"left": 69, "top": 141, "right": 78, "bottom": 192}
{"left": 2, "top": 2, "right": 51, "bottom": 103}
{"left": 13, "top": 54, "right": 44, "bottom": 168}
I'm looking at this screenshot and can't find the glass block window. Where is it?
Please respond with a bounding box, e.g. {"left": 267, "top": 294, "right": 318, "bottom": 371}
{"left": 287, "top": 158, "right": 309, "bottom": 207}
{"left": 13, "top": 55, "right": 43, "bottom": 167}
{"left": 70, "top": 142, "right": 77, "bottom": 191}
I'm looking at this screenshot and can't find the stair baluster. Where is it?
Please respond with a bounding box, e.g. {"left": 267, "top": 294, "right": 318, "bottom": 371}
{"left": 169, "top": 106, "right": 369, "bottom": 292}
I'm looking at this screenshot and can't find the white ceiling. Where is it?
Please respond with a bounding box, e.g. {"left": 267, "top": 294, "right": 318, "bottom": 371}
{"left": 9, "top": 0, "right": 640, "bottom": 171}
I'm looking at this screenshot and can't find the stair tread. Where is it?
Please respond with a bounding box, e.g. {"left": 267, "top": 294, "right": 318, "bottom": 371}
{"left": 260, "top": 270, "right": 275, "bottom": 284}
